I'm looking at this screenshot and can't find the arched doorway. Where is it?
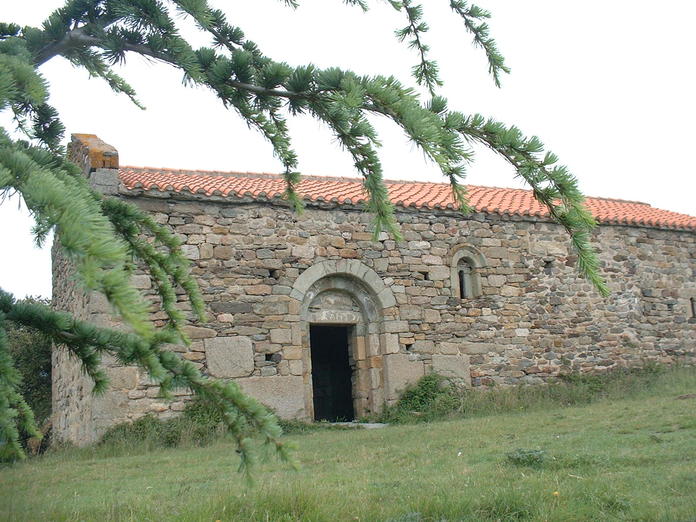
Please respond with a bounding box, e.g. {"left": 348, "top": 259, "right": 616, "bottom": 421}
{"left": 290, "top": 260, "right": 395, "bottom": 419}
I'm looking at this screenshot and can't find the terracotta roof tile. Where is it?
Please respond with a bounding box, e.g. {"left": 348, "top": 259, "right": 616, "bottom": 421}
{"left": 119, "top": 167, "right": 696, "bottom": 231}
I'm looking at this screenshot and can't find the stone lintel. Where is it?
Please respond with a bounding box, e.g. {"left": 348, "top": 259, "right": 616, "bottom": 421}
{"left": 308, "top": 310, "right": 362, "bottom": 324}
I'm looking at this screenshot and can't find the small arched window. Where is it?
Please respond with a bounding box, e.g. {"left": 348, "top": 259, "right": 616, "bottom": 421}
{"left": 451, "top": 246, "right": 486, "bottom": 300}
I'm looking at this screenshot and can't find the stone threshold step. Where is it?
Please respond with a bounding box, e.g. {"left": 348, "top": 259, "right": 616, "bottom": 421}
{"left": 329, "top": 422, "right": 388, "bottom": 429}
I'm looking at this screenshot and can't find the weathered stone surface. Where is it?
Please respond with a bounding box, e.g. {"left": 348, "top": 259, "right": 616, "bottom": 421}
{"left": 439, "top": 341, "right": 461, "bottom": 355}
{"left": 211, "top": 302, "right": 252, "bottom": 314}
{"left": 384, "top": 354, "right": 425, "bottom": 401}
{"left": 292, "top": 245, "right": 315, "bottom": 258}
{"left": 237, "top": 376, "right": 305, "bottom": 418}
{"left": 181, "top": 245, "right": 199, "bottom": 260}
{"left": 131, "top": 274, "right": 152, "bottom": 289}
{"left": 412, "top": 340, "right": 435, "bottom": 353}
{"left": 487, "top": 275, "right": 506, "bottom": 287}
{"left": 204, "top": 336, "right": 254, "bottom": 378}
{"left": 432, "top": 354, "right": 471, "bottom": 385}
{"left": 270, "top": 328, "right": 292, "bottom": 344}
{"left": 427, "top": 266, "right": 450, "bottom": 281}
{"left": 182, "top": 326, "right": 217, "bottom": 339}
{"left": 424, "top": 309, "right": 441, "bottom": 323}
{"left": 89, "top": 168, "right": 119, "bottom": 195}
{"left": 106, "top": 367, "right": 139, "bottom": 389}
{"left": 460, "top": 342, "right": 502, "bottom": 354}
{"left": 382, "top": 333, "right": 400, "bottom": 354}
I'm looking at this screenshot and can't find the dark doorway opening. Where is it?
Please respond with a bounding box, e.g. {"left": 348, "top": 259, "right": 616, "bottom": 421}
{"left": 309, "top": 325, "right": 354, "bottom": 422}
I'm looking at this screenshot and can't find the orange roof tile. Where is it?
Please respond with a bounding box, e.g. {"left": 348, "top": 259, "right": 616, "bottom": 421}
{"left": 119, "top": 167, "right": 696, "bottom": 231}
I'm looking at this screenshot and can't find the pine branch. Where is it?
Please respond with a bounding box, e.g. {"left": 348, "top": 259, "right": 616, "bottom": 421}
{"left": 0, "top": 288, "right": 292, "bottom": 468}
{"left": 0, "top": 310, "right": 40, "bottom": 461}
{"left": 449, "top": 1, "right": 510, "bottom": 87}
{"left": 394, "top": 0, "right": 442, "bottom": 95}
{"left": 456, "top": 114, "right": 608, "bottom": 295}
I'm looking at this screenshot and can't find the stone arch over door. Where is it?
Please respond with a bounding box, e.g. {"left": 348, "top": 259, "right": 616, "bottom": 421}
{"left": 290, "top": 260, "right": 396, "bottom": 418}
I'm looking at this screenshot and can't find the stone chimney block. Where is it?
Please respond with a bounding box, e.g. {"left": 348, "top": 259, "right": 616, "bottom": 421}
{"left": 68, "top": 133, "right": 120, "bottom": 195}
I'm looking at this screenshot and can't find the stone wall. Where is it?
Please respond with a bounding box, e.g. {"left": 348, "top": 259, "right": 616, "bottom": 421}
{"left": 128, "top": 195, "right": 695, "bottom": 384}
{"left": 51, "top": 144, "right": 696, "bottom": 444}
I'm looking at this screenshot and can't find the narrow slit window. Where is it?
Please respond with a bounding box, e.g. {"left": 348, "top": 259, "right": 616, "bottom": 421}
{"left": 457, "top": 261, "right": 473, "bottom": 299}
{"left": 691, "top": 297, "right": 696, "bottom": 318}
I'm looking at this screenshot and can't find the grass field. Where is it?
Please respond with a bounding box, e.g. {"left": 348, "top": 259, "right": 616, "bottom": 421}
{"left": 2, "top": 367, "right": 695, "bottom": 521}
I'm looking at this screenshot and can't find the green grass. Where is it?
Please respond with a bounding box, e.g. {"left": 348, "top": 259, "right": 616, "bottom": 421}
{"left": 2, "top": 367, "right": 696, "bottom": 521}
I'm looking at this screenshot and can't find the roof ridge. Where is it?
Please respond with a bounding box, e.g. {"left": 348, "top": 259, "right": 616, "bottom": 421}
{"left": 586, "top": 196, "right": 651, "bottom": 206}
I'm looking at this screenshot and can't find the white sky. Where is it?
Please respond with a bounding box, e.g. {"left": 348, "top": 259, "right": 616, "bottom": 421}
{"left": 1, "top": 0, "right": 695, "bottom": 299}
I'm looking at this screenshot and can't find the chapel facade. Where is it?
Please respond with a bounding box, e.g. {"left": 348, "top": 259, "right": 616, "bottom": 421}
{"left": 52, "top": 134, "right": 696, "bottom": 444}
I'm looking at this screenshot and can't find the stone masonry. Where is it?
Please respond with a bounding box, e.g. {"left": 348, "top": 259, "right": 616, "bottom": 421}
{"left": 52, "top": 135, "right": 696, "bottom": 444}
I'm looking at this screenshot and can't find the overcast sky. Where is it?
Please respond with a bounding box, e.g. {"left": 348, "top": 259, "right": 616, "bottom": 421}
{"left": 1, "top": 0, "right": 695, "bottom": 299}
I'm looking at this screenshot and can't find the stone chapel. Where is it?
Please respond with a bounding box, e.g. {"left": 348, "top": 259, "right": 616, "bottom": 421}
{"left": 52, "top": 134, "right": 696, "bottom": 444}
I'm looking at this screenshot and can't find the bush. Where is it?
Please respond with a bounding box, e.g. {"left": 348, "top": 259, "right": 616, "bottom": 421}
{"left": 98, "top": 399, "right": 359, "bottom": 453}
{"left": 379, "top": 374, "right": 462, "bottom": 423}
{"left": 99, "top": 398, "right": 227, "bottom": 451}
{"left": 377, "top": 364, "right": 691, "bottom": 425}
{"left": 506, "top": 448, "right": 546, "bottom": 468}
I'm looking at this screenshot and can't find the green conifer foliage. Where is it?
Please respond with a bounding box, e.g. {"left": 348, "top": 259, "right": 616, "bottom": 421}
{"left": 0, "top": 1, "right": 608, "bottom": 463}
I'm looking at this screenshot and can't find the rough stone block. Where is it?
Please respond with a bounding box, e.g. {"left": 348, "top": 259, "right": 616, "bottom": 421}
{"left": 424, "top": 309, "right": 441, "bottom": 323}
{"left": 204, "top": 336, "right": 254, "bottom": 378}
{"left": 384, "top": 354, "right": 425, "bottom": 401}
{"left": 237, "top": 375, "right": 305, "bottom": 418}
{"left": 382, "top": 333, "right": 399, "bottom": 354}
{"left": 89, "top": 168, "right": 120, "bottom": 195}
{"left": 460, "top": 342, "right": 503, "bottom": 354}
{"left": 199, "top": 243, "right": 214, "bottom": 259}
{"left": 182, "top": 326, "right": 217, "bottom": 339}
{"left": 211, "top": 302, "right": 252, "bottom": 314}
{"left": 432, "top": 354, "right": 471, "bottom": 385}
{"left": 288, "top": 360, "right": 303, "bottom": 375}
{"left": 384, "top": 320, "right": 409, "bottom": 333}
{"left": 483, "top": 247, "right": 508, "bottom": 259}
{"left": 422, "top": 255, "right": 443, "bottom": 265}
{"left": 246, "top": 284, "right": 272, "bottom": 295}
{"left": 439, "top": 341, "right": 460, "bottom": 355}
{"left": 487, "top": 275, "right": 506, "bottom": 287}
{"left": 292, "top": 245, "right": 315, "bottom": 258}
{"left": 427, "top": 266, "right": 450, "bottom": 281}
{"left": 106, "top": 367, "right": 139, "bottom": 389}
{"left": 408, "top": 241, "right": 430, "bottom": 250}
{"left": 411, "top": 340, "right": 435, "bottom": 353}
{"left": 213, "top": 245, "right": 234, "bottom": 259}
{"left": 270, "top": 328, "right": 292, "bottom": 344}
{"left": 131, "top": 274, "right": 152, "bottom": 289}
{"left": 377, "top": 288, "right": 397, "bottom": 308}
{"left": 181, "top": 245, "right": 200, "bottom": 260}
{"left": 400, "top": 305, "right": 423, "bottom": 320}
{"left": 283, "top": 346, "right": 303, "bottom": 360}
